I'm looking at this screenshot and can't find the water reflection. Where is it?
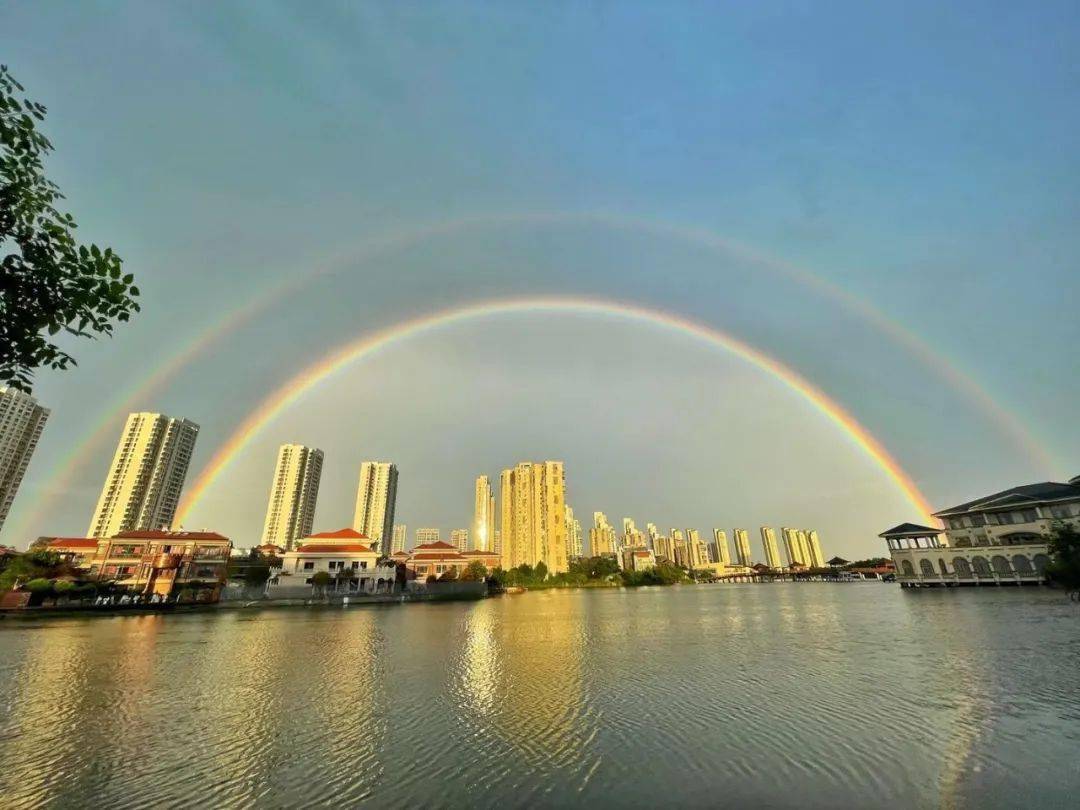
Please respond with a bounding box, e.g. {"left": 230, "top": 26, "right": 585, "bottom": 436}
{"left": 0, "top": 587, "right": 1077, "bottom": 808}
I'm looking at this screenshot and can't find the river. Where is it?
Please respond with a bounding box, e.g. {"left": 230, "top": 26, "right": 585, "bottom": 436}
{"left": 0, "top": 583, "right": 1077, "bottom": 808}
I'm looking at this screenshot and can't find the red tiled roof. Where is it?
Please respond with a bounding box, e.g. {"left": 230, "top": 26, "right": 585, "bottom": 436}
{"left": 413, "top": 540, "right": 456, "bottom": 551}
{"left": 390, "top": 551, "right": 410, "bottom": 558}
{"left": 461, "top": 550, "right": 500, "bottom": 557}
{"left": 305, "top": 528, "right": 370, "bottom": 540}
{"left": 46, "top": 537, "right": 100, "bottom": 549}
{"left": 294, "top": 543, "right": 375, "bottom": 554}
{"left": 410, "top": 552, "right": 466, "bottom": 561}
{"left": 115, "top": 530, "right": 228, "bottom": 541}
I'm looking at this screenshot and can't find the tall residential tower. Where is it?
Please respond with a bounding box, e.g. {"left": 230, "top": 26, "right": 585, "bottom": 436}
{"left": 0, "top": 387, "right": 49, "bottom": 535}
{"left": 353, "top": 461, "right": 398, "bottom": 555}
{"left": 500, "top": 461, "right": 568, "bottom": 573}
{"left": 261, "top": 444, "right": 323, "bottom": 549}
{"left": 760, "top": 527, "right": 782, "bottom": 570}
{"left": 89, "top": 412, "right": 198, "bottom": 537}
{"left": 473, "top": 475, "right": 496, "bottom": 551}
{"left": 732, "top": 528, "right": 753, "bottom": 567}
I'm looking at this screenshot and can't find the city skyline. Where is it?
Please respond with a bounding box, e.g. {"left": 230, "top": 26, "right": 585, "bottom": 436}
{"left": 1, "top": 3, "right": 1076, "bottom": 559}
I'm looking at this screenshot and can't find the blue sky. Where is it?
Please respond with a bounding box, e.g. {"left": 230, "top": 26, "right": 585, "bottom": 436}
{"left": 3, "top": 1, "right": 1078, "bottom": 557}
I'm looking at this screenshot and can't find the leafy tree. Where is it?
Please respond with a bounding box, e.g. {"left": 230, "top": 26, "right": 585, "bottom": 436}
{"left": 310, "top": 571, "right": 332, "bottom": 596}
{"left": 1, "top": 65, "right": 140, "bottom": 390}
{"left": 461, "top": 561, "right": 487, "bottom": 581}
{"left": 0, "top": 549, "right": 67, "bottom": 591}
{"left": 439, "top": 567, "right": 459, "bottom": 582}
{"left": 534, "top": 561, "right": 548, "bottom": 582}
{"left": 1046, "top": 522, "right": 1080, "bottom": 593}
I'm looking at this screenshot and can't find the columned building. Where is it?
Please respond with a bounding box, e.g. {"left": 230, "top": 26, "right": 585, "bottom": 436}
{"left": 261, "top": 444, "right": 323, "bottom": 549}
{"left": 0, "top": 386, "right": 49, "bottom": 536}
{"left": 89, "top": 412, "right": 198, "bottom": 537}
{"left": 352, "top": 461, "right": 398, "bottom": 556}
{"left": 880, "top": 475, "right": 1080, "bottom": 587}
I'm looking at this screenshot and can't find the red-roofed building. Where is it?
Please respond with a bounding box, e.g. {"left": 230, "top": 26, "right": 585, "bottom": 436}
{"left": 403, "top": 542, "right": 498, "bottom": 579}
{"left": 273, "top": 528, "right": 386, "bottom": 592}
{"left": 39, "top": 530, "right": 231, "bottom": 601}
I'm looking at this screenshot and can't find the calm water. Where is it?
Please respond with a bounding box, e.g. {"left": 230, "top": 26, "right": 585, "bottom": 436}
{"left": 0, "top": 584, "right": 1078, "bottom": 809}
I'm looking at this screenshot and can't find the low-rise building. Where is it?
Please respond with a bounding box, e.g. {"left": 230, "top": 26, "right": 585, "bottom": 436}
{"left": 273, "top": 528, "right": 382, "bottom": 590}
{"left": 44, "top": 530, "right": 231, "bottom": 601}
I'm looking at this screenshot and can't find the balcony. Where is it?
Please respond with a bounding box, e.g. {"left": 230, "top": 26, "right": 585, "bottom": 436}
{"left": 153, "top": 553, "right": 183, "bottom": 569}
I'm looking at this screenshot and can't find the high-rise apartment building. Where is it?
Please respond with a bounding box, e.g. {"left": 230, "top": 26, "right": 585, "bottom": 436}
{"left": 760, "top": 527, "right": 782, "bottom": 570}
{"left": 566, "top": 506, "right": 584, "bottom": 559}
{"left": 646, "top": 523, "right": 659, "bottom": 549}
{"left": 89, "top": 412, "right": 198, "bottom": 537}
{"left": 352, "top": 461, "right": 398, "bottom": 556}
{"left": 473, "top": 475, "right": 496, "bottom": 551}
{"left": 806, "top": 529, "right": 826, "bottom": 568}
{"left": 653, "top": 534, "right": 674, "bottom": 562}
{"left": 392, "top": 524, "right": 408, "bottom": 554}
{"left": 733, "top": 528, "right": 753, "bottom": 567}
{"left": 450, "top": 528, "right": 469, "bottom": 552}
{"left": 260, "top": 444, "right": 323, "bottom": 549}
{"left": 500, "top": 461, "right": 568, "bottom": 573}
{"left": 493, "top": 528, "right": 502, "bottom": 558}
{"left": 590, "top": 511, "right": 617, "bottom": 557}
{"left": 712, "top": 529, "right": 731, "bottom": 566}
{"left": 0, "top": 387, "right": 49, "bottom": 536}
{"left": 796, "top": 530, "right": 812, "bottom": 566}
{"left": 623, "top": 518, "right": 645, "bottom": 549}
{"left": 781, "top": 527, "right": 808, "bottom": 567}
{"left": 416, "top": 527, "right": 440, "bottom": 545}
{"left": 686, "top": 529, "right": 710, "bottom": 568}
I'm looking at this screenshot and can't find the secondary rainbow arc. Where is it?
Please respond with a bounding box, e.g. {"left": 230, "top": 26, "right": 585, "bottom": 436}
{"left": 174, "top": 295, "right": 937, "bottom": 526}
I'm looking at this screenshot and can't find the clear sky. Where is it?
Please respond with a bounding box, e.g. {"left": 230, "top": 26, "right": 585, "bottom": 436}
{"left": 3, "top": 1, "right": 1078, "bottom": 559}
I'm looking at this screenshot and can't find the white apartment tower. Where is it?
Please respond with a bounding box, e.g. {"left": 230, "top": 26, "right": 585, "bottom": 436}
{"left": 473, "top": 475, "right": 496, "bottom": 551}
{"left": 416, "top": 527, "right": 441, "bottom": 545}
{"left": 781, "top": 527, "right": 808, "bottom": 567}
{"left": 89, "top": 412, "right": 198, "bottom": 537}
{"left": 566, "top": 506, "right": 584, "bottom": 559}
{"left": 500, "top": 461, "right": 568, "bottom": 573}
{"left": 450, "top": 528, "right": 469, "bottom": 552}
{"left": 261, "top": 444, "right": 323, "bottom": 549}
{"left": 353, "top": 461, "right": 398, "bottom": 555}
{"left": 760, "top": 527, "right": 783, "bottom": 570}
{"left": 733, "top": 528, "right": 753, "bottom": 567}
{"left": 0, "top": 387, "right": 50, "bottom": 535}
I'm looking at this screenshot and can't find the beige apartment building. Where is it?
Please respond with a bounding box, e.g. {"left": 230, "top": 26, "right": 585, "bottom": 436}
{"left": 732, "top": 529, "right": 753, "bottom": 567}
{"left": 391, "top": 524, "right": 408, "bottom": 554}
{"left": 89, "top": 412, "right": 199, "bottom": 538}
{"left": 590, "top": 511, "right": 617, "bottom": 557}
{"left": 806, "top": 530, "right": 826, "bottom": 568}
{"left": 473, "top": 475, "right": 496, "bottom": 551}
{"left": 760, "top": 527, "right": 782, "bottom": 570}
{"left": 261, "top": 444, "right": 323, "bottom": 549}
{"left": 353, "top": 461, "right": 398, "bottom": 556}
{"left": 566, "top": 506, "right": 584, "bottom": 559}
{"left": 0, "top": 386, "right": 49, "bottom": 536}
{"left": 450, "top": 528, "right": 469, "bottom": 552}
{"left": 500, "top": 461, "right": 568, "bottom": 573}
{"left": 415, "top": 527, "right": 441, "bottom": 546}
{"left": 712, "top": 529, "right": 731, "bottom": 566}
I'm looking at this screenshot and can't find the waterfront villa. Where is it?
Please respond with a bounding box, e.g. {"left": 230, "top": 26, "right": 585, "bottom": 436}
{"left": 273, "top": 528, "right": 382, "bottom": 587}
{"left": 43, "top": 530, "right": 231, "bottom": 600}
{"left": 405, "top": 540, "right": 499, "bottom": 579}
{"left": 881, "top": 474, "right": 1080, "bottom": 587}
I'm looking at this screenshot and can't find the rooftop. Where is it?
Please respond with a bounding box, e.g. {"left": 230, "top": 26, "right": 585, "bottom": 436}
{"left": 116, "top": 530, "right": 229, "bottom": 541}
{"left": 305, "top": 528, "right": 370, "bottom": 540}
{"left": 879, "top": 523, "right": 942, "bottom": 538}
{"left": 292, "top": 543, "right": 375, "bottom": 554}
{"left": 934, "top": 479, "right": 1080, "bottom": 517}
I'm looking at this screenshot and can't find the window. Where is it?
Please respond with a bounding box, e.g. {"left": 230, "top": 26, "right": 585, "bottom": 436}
{"left": 303, "top": 562, "right": 314, "bottom": 571}
{"left": 1018, "top": 509, "right": 1038, "bottom": 523}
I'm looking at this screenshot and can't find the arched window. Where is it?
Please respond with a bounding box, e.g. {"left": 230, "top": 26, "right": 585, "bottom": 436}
{"left": 991, "top": 555, "right": 1011, "bottom": 576}
{"left": 938, "top": 559, "right": 950, "bottom": 576}
{"left": 972, "top": 556, "right": 992, "bottom": 577}
{"left": 1033, "top": 554, "right": 1051, "bottom": 575}
{"left": 1012, "top": 555, "right": 1033, "bottom": 574}
{"left": 954, "top": 557, "right": 973, "bottom": 578}
{"left": 920, "top": 559, "right": 936, "bottom": 578}
{"left": 901, "top": 560, "right": 916, "bottom": 576}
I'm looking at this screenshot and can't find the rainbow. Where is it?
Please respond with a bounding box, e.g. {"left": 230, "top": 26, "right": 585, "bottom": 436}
{"left": 175, "top": 295, "right": 937, "bottom": 525}
{"left": 11, "top": 211, "right": 1052, "bottom": 540}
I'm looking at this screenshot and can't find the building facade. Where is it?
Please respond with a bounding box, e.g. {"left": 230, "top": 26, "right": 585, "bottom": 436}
{"left": 46, "top": 529, "right": 230, "bottom": 600}
{"left": 732, "top": 529, "right": 753, "bottom": 567}
{"left": 391, "top": 524, "right": 408, "bottom": 554}
{"left": 352, "top": 461, "right": 398, "bottom": 556}
{"left": 473, "top": 475, "right": 496, "bottom": 552}
{"left": 500, "top": 461, "right": 568, "bottom": 573}
{"left": 0, "top": 386, "right": 49, "bottom": 536}
{"left": 590, "top": 511, "right": 617, "bottom": 557}
{"left": 89, "top": 412, "right": 199, "bottom": 537}
{"left": 760, "top": 527, "right": 782, "bottom": 570}
{"left": 806, "top": 530, "right": 826, "bottom": 568}
{"left": 274, "top": 527, "right": 381, "bottom": 588}
{"left": 261, "top": 444, "right": 323, "bottom": 549}
{"left": 415, "top": 527, "right": 441, "bottom": 546}
{"left": 880, "top": 474, "right": 1080, "bottom": 587}
{"left": 565, "top": 506, "right": 584, "bottom": 559}
{"left": 450, "top": 528, "right": 469, "bottom": 552}
{"left": 712, "top": 529, "right": 731, "bottom": 566}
